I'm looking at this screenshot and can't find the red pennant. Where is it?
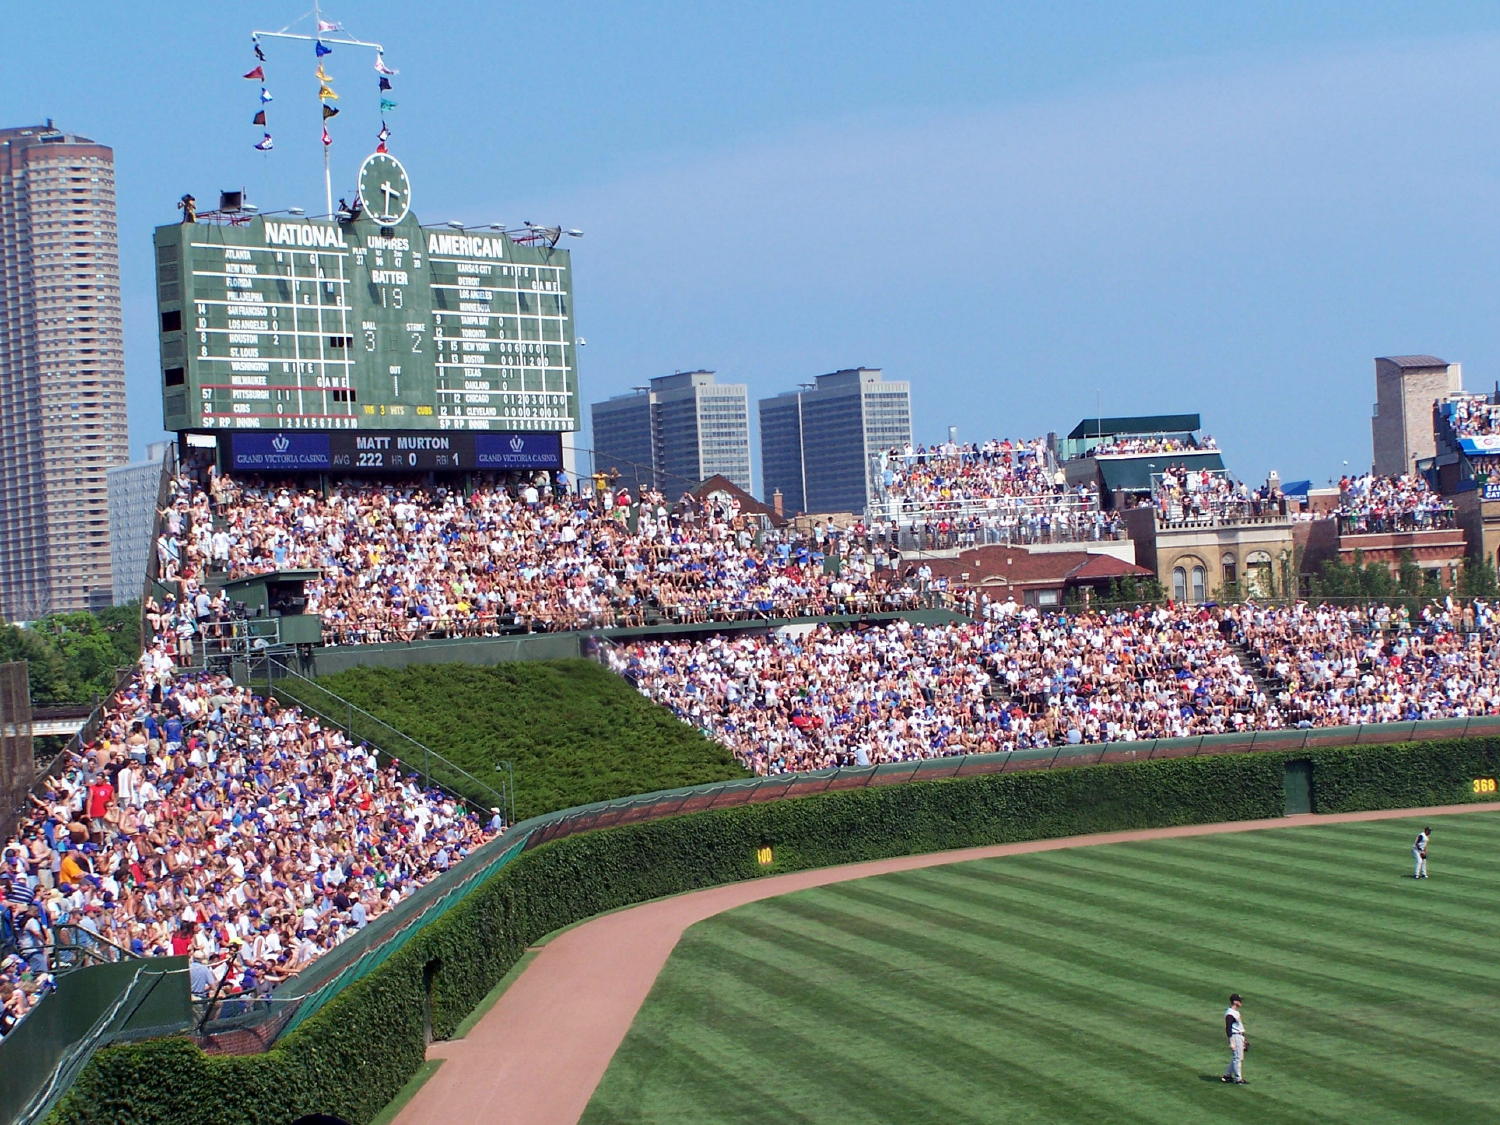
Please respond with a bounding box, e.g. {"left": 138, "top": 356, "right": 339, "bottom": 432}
{"left": 243, "top": 65, "right": 265, "bottom": 80}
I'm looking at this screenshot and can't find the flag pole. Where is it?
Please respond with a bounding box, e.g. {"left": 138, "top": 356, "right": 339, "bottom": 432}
{"left": 315, "top": 0, "right": 330, "bottom": 216}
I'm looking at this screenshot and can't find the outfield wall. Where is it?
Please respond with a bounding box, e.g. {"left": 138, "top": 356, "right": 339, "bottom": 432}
{"left": 45, "top": 735, "right": 1500, "bottom": 1125}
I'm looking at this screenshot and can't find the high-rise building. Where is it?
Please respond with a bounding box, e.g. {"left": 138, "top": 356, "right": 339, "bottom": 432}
{"left": 1371, "top": 355, "right": 1461, "bottom": 477}
{"left": 759, "top": 367, "right": 911, "bottom": 515}
{"left": 108, "top": 441, "right": 174, "bottom": 606}
{"left": 590, "top": 371, "right": 751, "bottom": 495}
{"left": 0, "top": 123, "right": 128, "bottom": 620}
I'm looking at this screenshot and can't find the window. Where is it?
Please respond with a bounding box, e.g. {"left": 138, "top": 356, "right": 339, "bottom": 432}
{"left": 1172, "top": 566, "right": 1187, "bottom": 603}
{"left": 1221, "top": 552, "right": 1237, "bottom": 587}
{"left": 1245, "top": 550, "right": 1274, "bottom": 597}
{"left": 1191, "top": 566, "right": 1207, "bottom": 603}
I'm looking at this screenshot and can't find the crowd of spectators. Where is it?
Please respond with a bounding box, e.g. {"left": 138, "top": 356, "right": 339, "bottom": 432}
{"left": 871, "top": 438, "right": 1116, "bottom": 546}
{"left": 1334, "top": 473, "right": 1453, "bottom": 532}
{"left": 609, "top": 596, "right": 1500, "bottom": 776}
{"left": 186, "top": 473, "right": 929, "bottom": 643}
{"left": 1087, "top": 434, "right": 1218, "bottom": 456}
{"left": 0, "top": 460, "right": 504, "bottom": 1041}
{"left": 903, "top": 506, "right": 1122, "bottom": 550}
{"left": 0, "top": 668, "right": 501, "bottom": 1036}
{"left": 1229, "top": 600, "right": 1500, "bottom": 726}
{"left": 1445, "top": 394, "right": 1500, "bottom": 440}
{"left": 1149, "top": 467, "right": 1286, "bottom": 522}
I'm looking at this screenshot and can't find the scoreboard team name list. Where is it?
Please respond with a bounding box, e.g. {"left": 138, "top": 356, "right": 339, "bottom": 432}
{"left": 186, "top": 218, "right": 574, "bottom": 431}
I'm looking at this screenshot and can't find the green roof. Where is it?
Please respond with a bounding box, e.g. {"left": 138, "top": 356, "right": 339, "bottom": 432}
{"left": 1067, "top": 414, "right": 1202, "bottom": 440}
{"left": 1097, "top": 452, "right": 1225, "bottom": 493}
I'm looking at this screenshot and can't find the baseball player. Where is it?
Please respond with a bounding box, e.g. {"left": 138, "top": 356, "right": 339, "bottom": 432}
{"left": 1221, "top": 993, "right": 1248, "bottom": 1084}
{"left": 1413, "top": 827, "right": 1431, "bottom": 878}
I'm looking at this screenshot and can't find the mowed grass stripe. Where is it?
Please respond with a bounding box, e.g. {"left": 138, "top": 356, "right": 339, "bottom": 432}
{"left": 625, "top": 929, "right": 1085, "bottom": 1124}
{"left": 986, "top": 845, "right": 1500, "bottom": 975}
{"left": 665, "top": 926, "right": 1001, "bottom": 1124}
{"left": 1010, "top": 827, "right": 1500, "bottom": 950}
{"left": 731, "top": 898, "right": 1350, "bottom": 1125}
{"left": 583, "top": 816, "right": 1500, "bottom": 1123}
{"left": 686, "top": 912, "right": 1198, "bottom": 1125}
{"left": 787, "top": 861, "right": 1498, "bottom": 1119}
{"left": 921, "top": 848, "right": 1500, "bottom": 1044}
{"left": 911, "top": 859, "right": 1485, "bottom": 1013}
{"left": 812, "top": 877, "right": 1494, "bottom": 1098}
{"left": 828, "top": 870, "right": 1494, "bottom": 1110}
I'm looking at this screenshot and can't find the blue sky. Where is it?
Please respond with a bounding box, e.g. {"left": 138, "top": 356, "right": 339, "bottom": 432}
{"left": 8, "top": 2, "right": 1500, "bottom": 486}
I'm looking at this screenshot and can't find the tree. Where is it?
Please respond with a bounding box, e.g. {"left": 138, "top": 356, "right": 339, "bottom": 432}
{"left": 1460, "top": 557, "right": 1500, "bottom": 598}
{"left": 0, "top": 603, "right": 140, "bottom": 707}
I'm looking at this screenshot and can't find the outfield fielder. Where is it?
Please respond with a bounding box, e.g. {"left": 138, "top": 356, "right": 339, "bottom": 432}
{"left": 1221, "top": 993, "right": 1248, "bottom": 1084}
{"left": 1413, "top": 826, "right": 1431, "bottom": 879}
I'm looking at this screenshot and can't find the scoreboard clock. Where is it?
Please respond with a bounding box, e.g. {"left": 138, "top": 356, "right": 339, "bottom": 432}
{"left": 155, "top": 154, "right": 578, "bottom": 435}
{"left": 357, "top": 152, "right": 412, "bottom": 226}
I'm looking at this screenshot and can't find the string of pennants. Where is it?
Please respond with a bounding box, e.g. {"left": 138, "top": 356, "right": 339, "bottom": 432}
{"left": 243, "top": 17, "right": 398, "bottom": 155}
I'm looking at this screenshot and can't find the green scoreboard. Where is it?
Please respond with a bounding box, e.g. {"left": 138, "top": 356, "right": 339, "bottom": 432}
{"left": 155, "top": 154, "right": 577, "bottom": 435}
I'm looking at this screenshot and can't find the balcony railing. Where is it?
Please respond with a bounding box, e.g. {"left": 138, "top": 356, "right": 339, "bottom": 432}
{"left": 1337, "top": 508, "right": 1459, "bottom": 536}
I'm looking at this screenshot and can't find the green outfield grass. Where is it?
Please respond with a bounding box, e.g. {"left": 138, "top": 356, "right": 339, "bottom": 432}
{"left": 582, "top": 811, "right": 1500, "bottom": 1124}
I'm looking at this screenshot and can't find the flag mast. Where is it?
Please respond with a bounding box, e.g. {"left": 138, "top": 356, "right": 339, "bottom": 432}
{"left": 251, "top": 5, "right": 386, "bottom": 217}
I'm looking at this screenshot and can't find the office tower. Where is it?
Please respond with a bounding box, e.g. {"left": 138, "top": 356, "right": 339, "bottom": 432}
{"left": 759, "top": 367, "right": 911, "bottom": 515}
{"left": 1371, "top": 355, "right": 1461, "bottom": 477}
{"left": 590, "top": 371, "right": 752, "bottom": 495}
{"left": 108, "top": 441, "right": 174, "bottom": 606}
{"left": 0, "top": 123, "right": 128, "bottom": 619}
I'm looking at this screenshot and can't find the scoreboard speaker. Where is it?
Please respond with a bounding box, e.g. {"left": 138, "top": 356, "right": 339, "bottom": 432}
{"left": 218, "top": 190, "right": 244, "bottom": 213}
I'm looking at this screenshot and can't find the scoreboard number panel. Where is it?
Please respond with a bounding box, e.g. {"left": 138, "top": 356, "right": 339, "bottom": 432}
{"left": 156, "top": 154, "right": 577, "bottom": 434}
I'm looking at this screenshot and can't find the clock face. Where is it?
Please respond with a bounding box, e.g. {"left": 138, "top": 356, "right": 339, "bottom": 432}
{"left": 357, "top": 152, "right": 411, "bottom": 226}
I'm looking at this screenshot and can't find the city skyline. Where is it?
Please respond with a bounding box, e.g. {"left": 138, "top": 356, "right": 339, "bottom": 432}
{"left": 7, "top": 5, "right": 1500, "bottom": 485}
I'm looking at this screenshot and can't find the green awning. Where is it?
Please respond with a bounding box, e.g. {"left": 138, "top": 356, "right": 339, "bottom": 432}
{"left": 1067, "top": 414, "right": 1202, "bottom": 440}
{"left": 1097, "top": 452, "right": 1225, "bottom": 493}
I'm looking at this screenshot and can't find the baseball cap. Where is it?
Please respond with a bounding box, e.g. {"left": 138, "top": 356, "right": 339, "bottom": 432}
{"left": 1229, "top": 993, "right": 1243, "bottom": 1004}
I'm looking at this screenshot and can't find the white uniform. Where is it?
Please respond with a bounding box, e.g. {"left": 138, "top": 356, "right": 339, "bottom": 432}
{"left": 1413, "top": 830, "right": 1430, "bottom": 878}
{"left": 1222, "top": 1004, "right": 1247, "bottom": 1082}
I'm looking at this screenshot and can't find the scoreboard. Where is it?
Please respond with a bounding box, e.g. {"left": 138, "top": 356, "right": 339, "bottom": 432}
{"left": 155, "top": 154, "right": 577, "bottom": 436}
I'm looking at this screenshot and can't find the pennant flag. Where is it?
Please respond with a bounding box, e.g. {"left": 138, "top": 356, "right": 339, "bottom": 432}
{"left": 378, "top": 76, "right": 392, "bottom": 91}
{"left": 319, "top": 85, "right": 340, "bottom": 101}
{"left": 321, "top": 126, "right": 332, "bottom": 147}
{"left": 254, "top": 133, "right": 274, "bottom": 151}
{"left": 252, "top": 110, "right": 267, "bottom": 126}
{"left": 322, "top": 104, "right": 340, "bottom": 120}
{"left": 260, "top": 87, "right": 273, "bottom": 103}
{"left": 253, "top": 39, "right": 266, "bottom": 62}
{"left": 379, "top": 98, "right": 397, "bottom": 111}
{"left": 374, "top": 54, "right": 397, "bottom": 76}
{"left": 375, "top": 140, "right": 387, "bottom": 154}
{"left": 315, "top": 40, "right": 333, "bottom": 57}
{"left": 377, "top": 122, "right": 390, "bottom": 142}
{"left": 317, "top": 19, "right": 343, "bottom": 32}
{"left": 315, "top": 64, "right": 332, "bottom": 82}
{"left": 243, "top": 65, "right": 265, "bottom": 80}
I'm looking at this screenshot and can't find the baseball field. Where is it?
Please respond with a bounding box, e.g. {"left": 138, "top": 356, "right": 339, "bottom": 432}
{"left": 580, "top": 812, "right": 1500, "bottom": 1124}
